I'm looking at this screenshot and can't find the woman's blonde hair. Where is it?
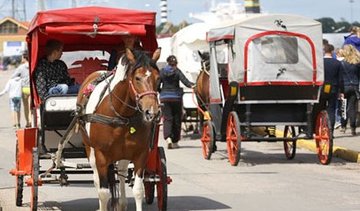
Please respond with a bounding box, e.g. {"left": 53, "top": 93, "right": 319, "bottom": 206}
{"left": 342, "top": 44, "right": 360, "bottom": 64}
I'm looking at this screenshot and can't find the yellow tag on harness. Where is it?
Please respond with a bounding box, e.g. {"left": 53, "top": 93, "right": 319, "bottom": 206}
{"left": 323, "top": 84, "right": 331, "bottom": 94}
{"left": 230, "top": 86, "right": 237, "bottom": 96}
{"left": 130, "top": 127, "right": 136, "bottom": 134}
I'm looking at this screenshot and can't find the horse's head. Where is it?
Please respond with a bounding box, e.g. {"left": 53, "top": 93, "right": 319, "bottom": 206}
{"left": 198, "top": 50, "right": 210, "bottom": 72}
{"left": 125, "top": 48, "right": 161, "bottom": 122}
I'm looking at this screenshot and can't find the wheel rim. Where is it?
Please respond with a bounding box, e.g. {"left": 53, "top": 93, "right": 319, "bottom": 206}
{"left": 283, "top": 126, "right": 296, "bottom": 160}
{"left": 16, "top": 176, "right": 23, "bottom": 206}
{"left": 144, "top": 181, "right": 154, "bottom": 204}
{"left": 315, "top": 111, "right": 333, "bottom": 165}
{"left": 226, "top": 112, "right": 241, "bottom": 166}
{"left": 201, "top": 121, "right": 213, "bottom": 160}
{"left": 15, "top": 139, "right": 23, "bottom": 206}
{"left": 156, "top": 147, "right": 167, "bottom": 211}
{"left": 31, "top": 148, "right": 39, "bottom": 211}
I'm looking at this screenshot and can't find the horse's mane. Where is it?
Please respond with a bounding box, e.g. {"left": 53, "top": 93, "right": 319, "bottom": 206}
{"left": 121, "top": 49, "right": 159, "bottom": 77}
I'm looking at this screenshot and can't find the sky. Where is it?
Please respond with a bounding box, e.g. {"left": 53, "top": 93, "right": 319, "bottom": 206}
{"left": 1, "top": 0, "right": 360, "bottom": 25}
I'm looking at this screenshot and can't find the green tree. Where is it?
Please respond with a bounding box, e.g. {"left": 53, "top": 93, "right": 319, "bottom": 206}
{"left": 316, "top": 17, "right": 336, "bottom": 33}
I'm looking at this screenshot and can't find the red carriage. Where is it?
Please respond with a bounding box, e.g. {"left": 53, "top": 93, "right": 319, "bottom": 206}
{"left": 9, "top": 6, "right": 170, "bottom": 210}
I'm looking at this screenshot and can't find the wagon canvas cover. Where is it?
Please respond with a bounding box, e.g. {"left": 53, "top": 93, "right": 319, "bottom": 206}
{"left": 207, "top": 14, "right": 323, "bottom": 100}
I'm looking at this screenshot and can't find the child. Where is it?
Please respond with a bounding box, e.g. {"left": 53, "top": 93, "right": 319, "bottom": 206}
{"left": 0, "top": 76, "right": 23, "bottom": 128}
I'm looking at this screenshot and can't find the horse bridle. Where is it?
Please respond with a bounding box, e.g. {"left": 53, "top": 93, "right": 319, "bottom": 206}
{"left": 108, "top": 66, "right": 159, "bottom": 115}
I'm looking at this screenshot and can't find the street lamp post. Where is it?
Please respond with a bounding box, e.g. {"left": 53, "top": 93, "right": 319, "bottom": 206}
{"left": 350, "top": 0, "right": 354, "bottom": 23}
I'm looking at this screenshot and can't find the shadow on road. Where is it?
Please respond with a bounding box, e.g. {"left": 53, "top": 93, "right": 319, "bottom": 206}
{"left": 41, "top": 196, "right": 230, "bottom": 211}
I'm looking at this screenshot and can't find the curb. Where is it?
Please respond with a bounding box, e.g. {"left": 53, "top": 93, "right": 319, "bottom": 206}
{"left": 275, "top": 130, "right": 360, "bottom": 163}
{"left": 297, "top": 139, "right": 360, "bottom": 163}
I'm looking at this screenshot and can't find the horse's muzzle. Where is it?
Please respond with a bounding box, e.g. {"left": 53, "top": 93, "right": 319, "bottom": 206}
{"left": 143, "top": 107, "right": 161, "bottom": 122}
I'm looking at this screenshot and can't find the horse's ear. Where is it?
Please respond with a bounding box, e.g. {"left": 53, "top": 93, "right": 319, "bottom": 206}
{"left": 152, "top": 48, "right": 161, "bottom": 62}
{"left": 198, "top": 50, "right": 202, "bottom": 58}
{"left": 125, "top": 48, "right": 136, "bottom": 64}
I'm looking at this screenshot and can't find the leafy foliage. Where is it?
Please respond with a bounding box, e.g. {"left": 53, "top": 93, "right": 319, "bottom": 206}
{"left": 316, "top": 17, "right": 360, "bottom": 33}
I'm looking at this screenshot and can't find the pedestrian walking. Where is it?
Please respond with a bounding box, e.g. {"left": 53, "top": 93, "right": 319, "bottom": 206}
{"left": 0, "top": 76, "right": 22, "bottom": 128}
{"left": 340, "top": 44, "right": 360, "bottom": 136}
{"left": 11, "top": 50, "right": 31, "bottom": 127}
{"left": 158, "top": 55, "right": 195, "bottom": 149}
{"left": 319, "top": 44, "right": 344, "bottom": 137}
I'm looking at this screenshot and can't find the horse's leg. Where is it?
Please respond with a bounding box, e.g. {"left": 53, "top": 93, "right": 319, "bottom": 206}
{"left": 116, "top": 160, "right": 130, "bottom": 211}
{"left": 132, "top": 169, "right": 144, "bottom": 211}
{"left": 89, "top": 147, "right": 111, "bottom": 211}
{"left": 132, "top": 155, "right": 148, "bottom": 211}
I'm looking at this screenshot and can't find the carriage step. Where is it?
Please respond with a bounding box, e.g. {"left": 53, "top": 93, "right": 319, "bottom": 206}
{"left": 61, "top": 161, "right": 91, "bottom": 169}
{"left": 76, "top": 163, "right": 91, "bottom": 169}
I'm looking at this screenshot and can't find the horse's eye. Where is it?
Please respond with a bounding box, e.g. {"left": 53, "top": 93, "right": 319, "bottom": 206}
{"left": 135, "top": 76, "right": 141, "bottom": 81}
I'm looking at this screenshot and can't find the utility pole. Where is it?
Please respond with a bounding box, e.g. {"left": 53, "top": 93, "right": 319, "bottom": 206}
{"left": 349, "top": 0, "right": 354, "bottom": 23}
{"left": 10, "top": 0, "right": 26, "bottom": 21}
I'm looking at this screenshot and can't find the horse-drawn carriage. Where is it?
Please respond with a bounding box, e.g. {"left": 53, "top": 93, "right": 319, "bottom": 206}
{"left": 9, "top": 6, "right": 170, "bottom": 210}
{"left": 197, "top": 14, "right": 333, "bottom": 166}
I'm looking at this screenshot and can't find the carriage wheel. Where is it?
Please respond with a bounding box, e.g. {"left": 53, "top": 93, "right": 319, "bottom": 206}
{"left": 156, "top": 147, "right": 168, "bottom": 211}
{"left": 226, "top": 111, "right": 241, "bottom": 166}
{"left": 16, "top": 175, "right": 24, "bottom": 206}
{"left": 201, "top": 120, "right": 214, "bottom": 160}
{"left": 31, "top": 147, "right": 39, "bottom": 211}
{"left": 144, "top": 175, "right": 155, "bottom": 204}
{"left": 283, "top": 126, "right": 297, "bottom": 160}
{"left": 315, "top": 110, "right": 333, "bottom": 165}
{"left": 15, "top": 138, "right": 23, "bottom": 206}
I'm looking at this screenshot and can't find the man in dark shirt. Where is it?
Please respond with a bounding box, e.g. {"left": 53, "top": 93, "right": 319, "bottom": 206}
{"left": 316, "top": 44, "right": 344, "bottom": 137}
{"left": 33, "top": 39, "right": 78, "bottom": 101}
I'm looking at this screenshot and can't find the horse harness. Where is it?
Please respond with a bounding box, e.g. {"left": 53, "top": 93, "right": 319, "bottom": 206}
{"left": 76, "top": 68, "right": 159, "bottom": 128}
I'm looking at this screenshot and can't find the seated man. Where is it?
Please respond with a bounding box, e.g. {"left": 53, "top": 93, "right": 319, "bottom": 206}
{"left": 107, "top": 35, "right": 143, "bottom": 70}
{"left": 33, "top": 39, "right": 80, "bottom": 101}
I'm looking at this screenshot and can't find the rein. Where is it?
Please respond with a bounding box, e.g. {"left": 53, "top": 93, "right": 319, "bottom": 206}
{"left": 201, "top": 62, "right": 210, "bottom": 76}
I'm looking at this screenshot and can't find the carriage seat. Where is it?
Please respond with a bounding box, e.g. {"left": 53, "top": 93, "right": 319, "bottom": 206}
{"left": 42, "top": 95, "right": 78, "bottom": 129}
{"left": 41, "top": 57, "right": 108, "bottom": 129}
{"left": 44, "top": 95, "right": 77, "bottom": 112}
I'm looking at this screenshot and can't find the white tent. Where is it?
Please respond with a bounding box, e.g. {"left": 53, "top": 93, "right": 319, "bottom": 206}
{"left": 171, "top": 22, "right": 212, "bottom": 82}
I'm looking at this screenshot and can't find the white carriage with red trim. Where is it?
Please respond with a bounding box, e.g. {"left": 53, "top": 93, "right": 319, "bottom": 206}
{"left": 200, "top": 14, "right": 333, "bottom": 165}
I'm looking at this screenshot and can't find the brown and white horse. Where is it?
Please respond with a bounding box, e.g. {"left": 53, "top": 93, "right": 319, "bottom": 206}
{"left": 76, "top": 48, "right": 161, "bottom": 210}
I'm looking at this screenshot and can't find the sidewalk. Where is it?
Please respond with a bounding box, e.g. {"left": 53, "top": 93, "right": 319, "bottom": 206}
{"left": 297, "top": 126, "right": 360, "bottom": 163}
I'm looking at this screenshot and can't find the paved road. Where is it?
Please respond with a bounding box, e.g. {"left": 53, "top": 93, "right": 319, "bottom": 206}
{"left": 1, "top": 68, "right": 360, "bottom": 211}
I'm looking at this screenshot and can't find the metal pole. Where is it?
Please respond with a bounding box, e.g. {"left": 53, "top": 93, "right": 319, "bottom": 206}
{"left": 350, "top": 0, "right": 354, "bottom": 23}
{"left": 11, "top": 0, "right": 15, "bottom": 18}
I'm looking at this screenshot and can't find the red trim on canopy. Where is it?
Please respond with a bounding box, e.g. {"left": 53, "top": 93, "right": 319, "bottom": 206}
{"left": 243, "top": 31, "right": 317, "bottom": 84}
{"left": 239, "top": 81, "right": 323, "bottom": 86}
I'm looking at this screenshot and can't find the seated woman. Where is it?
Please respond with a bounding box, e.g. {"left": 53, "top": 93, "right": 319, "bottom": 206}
{"left": 33, "top": 39, "right": 80, "bottom": 101}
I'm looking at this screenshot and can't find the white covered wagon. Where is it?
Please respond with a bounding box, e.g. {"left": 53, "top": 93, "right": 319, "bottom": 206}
{"left": 201, "top": 14, "right": 333, "bottom": 166}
